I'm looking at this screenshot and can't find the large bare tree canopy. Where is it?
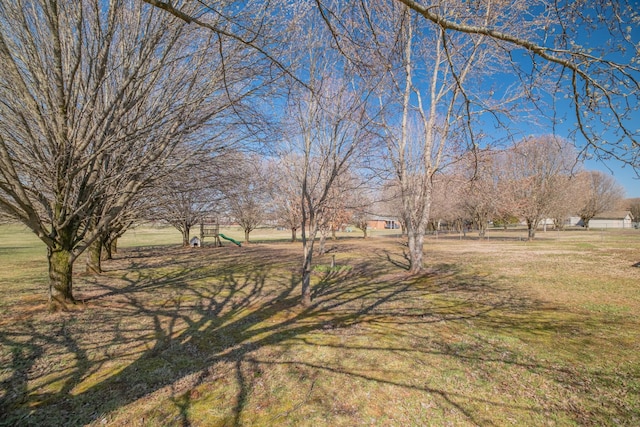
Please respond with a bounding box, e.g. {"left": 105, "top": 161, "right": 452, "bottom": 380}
{"left": 341, "top": 0, "right": 639, "bottom": 163}
{"left": 0, "top": 0, "right": 264, "bottom": 308}
{"left": 147, "top": 0, "right": 639, "bottom": 167}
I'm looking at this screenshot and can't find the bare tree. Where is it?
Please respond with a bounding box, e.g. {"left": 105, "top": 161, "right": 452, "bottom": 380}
{"left": 313, "top": 0, "right": 638, "bottom": 260}
{"left": 324, "top": 174, "right": 356, "bottom": 241}
{"left": 499, "top": 136, "right": 576, "bottom": 239}
{"left": 392, "top": 0, "right": 639, "bottom": 170}
{"left": 350, "top": 189, "right": 373, "bottom": 239}
{"left": 429, "top": 173, "right": 465, "bottom": 233}
{"left": 0, "top": 206, "right": 17, "bottom": 225}
{"left": 454, "top": 150, "right": 502, "bottom": 238}
{"left": 226, "top": 155, "right": 272, "bottom": 243}
{"left": 149, "top": 150, "right": 240, "bottom": 246}
{"left": 98, "top": 206, "right": 139, "bottom": 261}
{"left": 156, "top": 179, "right": 220, "bottom": 247}
{"left": 286, "top": 41, "right": 375, "bottom": 305}
{"left": 576, "top": 170, "right": 626, "bottom": 229}
{"left": 84, "top": 193, "right": 147, "bottom": 273}
{"left": 372, "top": 3, "right": 500, "bottom": 272}
{"left": 146, "top": 0, "right": 639, "bottom": 171}
{"left": 295, "top": 84, "right": 373, "bottom": 304}
{"left": 269, "top": 155, "right": 304, "bottom": 242}
{"left": 0, "top": 0, "right": 261, "bottom": 308}
{"left": 544, "top": 174, "right": 583, "bottom": 230}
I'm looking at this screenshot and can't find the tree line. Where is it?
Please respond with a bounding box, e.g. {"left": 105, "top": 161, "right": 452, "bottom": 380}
{"left": 162, "top": 137, "right": 630, "bottom": 246}
{"left": 0, "top": 0, "right": 638, "bottom": 309}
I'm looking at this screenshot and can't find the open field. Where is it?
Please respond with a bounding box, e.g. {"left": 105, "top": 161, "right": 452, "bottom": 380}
{"left": 0, "top": 225, "right": 639, "bottom": 426}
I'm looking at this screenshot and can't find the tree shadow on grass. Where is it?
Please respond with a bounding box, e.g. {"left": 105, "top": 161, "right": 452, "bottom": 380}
{"left": 0, "top": 243, "right": 636, "bottom": 426}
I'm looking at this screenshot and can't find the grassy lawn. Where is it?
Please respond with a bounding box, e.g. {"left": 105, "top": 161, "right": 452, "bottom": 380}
{"left": 0, "top": 225, "right": 639, "bottom": 426}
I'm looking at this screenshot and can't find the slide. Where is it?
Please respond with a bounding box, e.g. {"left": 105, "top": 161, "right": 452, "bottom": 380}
{"left": 219, "top": 233, "right": 242, "bottom": 247}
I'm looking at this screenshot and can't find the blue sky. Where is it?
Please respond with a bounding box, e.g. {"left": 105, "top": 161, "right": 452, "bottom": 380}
{"left": 497, "top": 7, "right": 640, "bottom": 200}
{"left": 562, "top": 22, "right": 639, "bottom": 199}
{"left": 576, "top": 9, "right": 639, "bottom": 199}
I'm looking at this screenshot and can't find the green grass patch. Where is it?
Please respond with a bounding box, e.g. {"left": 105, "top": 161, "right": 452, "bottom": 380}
{"left": 312, "top": 264, "right": 352, "bottom": 273}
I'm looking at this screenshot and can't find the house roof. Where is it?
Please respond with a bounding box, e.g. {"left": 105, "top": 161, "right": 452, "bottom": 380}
{"left": 368, "top": 215, "right": 399, "bottom": 222}
{"left": 592, "top": 210, "right": 633, "bottom": 220}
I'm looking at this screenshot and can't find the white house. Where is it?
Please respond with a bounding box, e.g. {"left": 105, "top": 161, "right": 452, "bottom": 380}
{"left": 586, "top": 211, "right": 634, "bottom": 229}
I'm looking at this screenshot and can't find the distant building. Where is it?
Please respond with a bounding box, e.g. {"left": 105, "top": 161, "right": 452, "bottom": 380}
{"left": 367, "top": 216, "right": 401, "bottom": 230}
{"left": 564, "top": 216, "right": 581, "bottom": 227}
{"left": 582, "top": 211, "right": 634, "bottom": 229}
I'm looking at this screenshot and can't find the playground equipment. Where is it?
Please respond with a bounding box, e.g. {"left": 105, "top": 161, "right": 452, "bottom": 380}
{"left": 200, "top": 218, "right": 221, "bottom": 247}
{"left": 200, "top": 218, "right": 241, "bottom": 247}
{"left": 219, "top": 233, "right": 242, "bottom": 247}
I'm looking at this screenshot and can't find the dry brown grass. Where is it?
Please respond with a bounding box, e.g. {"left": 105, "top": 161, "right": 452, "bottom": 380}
{"left": 0, "top": 227, "right": 639, "bottom": 426}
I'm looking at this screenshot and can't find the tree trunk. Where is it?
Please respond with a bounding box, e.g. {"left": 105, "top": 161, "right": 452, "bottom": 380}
{"left": 102, "top": 238, "right": 118, "bottom": 261}
{"left": 527, "top": 219, "right": 537, "bottom": 240}
{"left": 301, "top": 250, "right": 312, "bottom": 306}
{"left": 300, "top": 220, "right": 318, "bottom": 307}
{"left": 102, "top": 242, "right": 112, "bottom": 260}
{"left": 102, "top": 237, "right": 117, "bottom": 260}
{"left": 401, "top": 220, "right": 408, "bottom": 237}
{"left": 48, "top": 247, "right": 75, "bottom": 310}
{"left": 407, "top": 230, "right": 425, "bottom": 274}
{"left": 182, "top": 225, "right": 190, "bottom": 247}
{"left": 318, "top": 230, "right": 327, "bottom": 255}
{"left": 478, "top": 222, "right": 486, "bottom": 239}
{"left": 102, "top": 237, "right": 112, "bottom": 260}
{"left": 301, "top": 234, "right": 316, "bottom": 307}
{"left": 244, "top": 229, "right": 250, "bottom": 243}
{"left": 362, "top": 227, "right": 367, "bottom": 239}
{"left": 291, "top": 227, "right": 297, "bottom": 242}
{"left": 85, "top": 238, "right": 102, "bottom": 274}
